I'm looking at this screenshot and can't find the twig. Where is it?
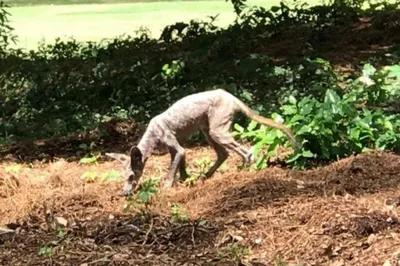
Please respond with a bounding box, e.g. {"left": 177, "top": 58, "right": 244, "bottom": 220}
{"left": 191, "top": 224, "right": 196, "bottom": 246}
{"left": 142, "top": 217, "right": 154, "bottom": 245}
{"left": 0, "top": 226, "right": 14, "bottom": 235}
{"left": 87, "top": 253, "right": 116, "bottom": 265}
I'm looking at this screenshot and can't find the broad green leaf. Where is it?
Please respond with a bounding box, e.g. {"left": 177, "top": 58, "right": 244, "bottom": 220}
{"left": 362, "top": 63, "right": 376, "bottom": 76}
{"left": 321, "top": 128, "right": 333, "bottom": 136}
{"left": 242, "top": 131, "right": 257, "bottom": 138}
{"left": 241, "top": 90, "right": 253, "bottom": 101}
{"left": 296, "top": 125, "right": 312, "bottom": 135}
{"left": 384, "top": 64, "right": 400, "bottom": 79}
{"left": 289, "top": 114, "right": 304, "bottom": 123}
{"left": 234, "top": 123, "right": 244, "bottom": 133}
{"left": 288, "top": 95, "right": 297, "bottom": 105}
{"left": 247, "top": 120, "right": 258, "bottom": 131}
{"left": 324, "top": 89, "right": 341, "bottom": 104}
{"left": 384, "top": 120, "right": 393, "bottom": 131}
{"left": 80, "top": 171, "right": 98, "bottom": 182}
{"left": 271, "top": 113, "right": 284, "bottom": 123}
{"left": 137, "top": 191, "right": 151, "bottom": 203}
{"left": 286, "top": 152, "right": 302, "bottom": 163}
{"left": 302, "top": 150, "right": 315, "bottom": 158}
{"left": 281, "top": 105, "right": 297, "bottom": 115}
{"left": 321, "top": 146, "right": 330, "bottom": 159}
{"left": 349, "top": 128, "right": 360, "bottom": 140}
{"left": 274, "top": 66, "right": 286, "bottom": 75}
{"left": 299, "top": 102, "right": 313, "bottom": 115}
{"left": 80, "top": 156, "right": 98, "bottom": 164}
{"left": 256, "top": 153, "right": 268, "bottom": 170}
{"left": 261, "top": 132, "right": 277, "bottom": 145}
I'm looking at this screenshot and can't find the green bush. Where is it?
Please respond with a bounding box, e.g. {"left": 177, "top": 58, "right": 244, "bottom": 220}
{"left": 233, "top": 63, "right": 400, "bottom": 168}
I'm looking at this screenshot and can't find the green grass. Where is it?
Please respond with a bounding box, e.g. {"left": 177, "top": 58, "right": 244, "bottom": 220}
{"left": 3, "top": 0, "right": 228, "bottom": 6}
{"left": 6, "top": 0, "right": 323, "bottom": 50}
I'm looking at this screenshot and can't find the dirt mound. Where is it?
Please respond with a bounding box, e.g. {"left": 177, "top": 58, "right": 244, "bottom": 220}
{"left": 1, "top": 149, "right": 400, "bottom": 265}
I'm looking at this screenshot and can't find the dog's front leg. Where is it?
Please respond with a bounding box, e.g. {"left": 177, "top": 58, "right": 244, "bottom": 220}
{"left": 164, "top": 145, "right": 185, "bottom": 189}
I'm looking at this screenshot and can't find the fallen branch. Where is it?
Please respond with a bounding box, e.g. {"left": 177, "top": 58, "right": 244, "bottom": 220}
{"left": 0, "top": 227, "right": 14, "bottom": 235}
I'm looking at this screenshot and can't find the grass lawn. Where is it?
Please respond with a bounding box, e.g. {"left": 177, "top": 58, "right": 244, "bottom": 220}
{"left": 7, "top": 0, "right": 323, "bottom": 50}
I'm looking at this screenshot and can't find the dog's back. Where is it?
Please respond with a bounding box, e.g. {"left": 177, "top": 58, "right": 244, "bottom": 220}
{"left": 154, "top": 89, "right": 234, "bottom": 137}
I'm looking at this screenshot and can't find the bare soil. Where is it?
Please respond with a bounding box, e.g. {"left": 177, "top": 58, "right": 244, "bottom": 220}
{"left": 1, "top": 146, "right": 400, "bottom": 266}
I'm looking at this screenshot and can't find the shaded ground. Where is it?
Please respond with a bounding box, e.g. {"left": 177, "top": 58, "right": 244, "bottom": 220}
{"left": 1, "top": 147, "right": 400, "bottom": 265}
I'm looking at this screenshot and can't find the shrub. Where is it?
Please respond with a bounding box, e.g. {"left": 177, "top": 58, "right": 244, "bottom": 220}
{"left": 233, "top": 63, "right": 400, "bottom": 168}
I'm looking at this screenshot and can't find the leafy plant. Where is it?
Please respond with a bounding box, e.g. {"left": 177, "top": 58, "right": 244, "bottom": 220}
{"left": 136, "top": 177, "right": 160, "bottom": 205}
{"left": 0, "top": 2, "right": 17, "bottom": 53}
{"left": 80, "top": 171, "right": 98, "bottom": 183}
{"left": 170, "top": 203, "right": 189, "bottom": 224}
{"left": 38, "top": 245, "right": 53, "bottom": 257}
{"left": 217, "top": 243, "right": 250, "bottom": 263}
{"left": 56, "top": 228, "right": 67, "bottom": 239}
{"left": 123, "top": 177, "right": 161, "bottom": 212}
{"left": 161, "top": 59, "right": 185, "bottom": 81}
{"left": 185, "top": 156, "right": 212, "bottom": 185}
{"left": 79, "top": 142, "right": 101, "bottom": 165}
{"left": 275, "top": 255, "right": 289, "bottom": 266}
{"left": 80, "top": 170, "right": 122, "bottom": 183}
{"left": 233, "top": 63, "right": 400, "bottom": 168}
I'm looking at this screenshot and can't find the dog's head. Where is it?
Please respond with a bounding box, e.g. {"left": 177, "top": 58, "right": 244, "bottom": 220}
{"left": 105, "top": 146, "right": 145, "bottom": 196}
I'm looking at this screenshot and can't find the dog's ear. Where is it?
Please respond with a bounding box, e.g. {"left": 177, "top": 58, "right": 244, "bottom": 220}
{"left": 130, "top": 146, "right": 144, "bottom": 168}
{"left": 105, "top": 152, "right": 130, "bottom": 165}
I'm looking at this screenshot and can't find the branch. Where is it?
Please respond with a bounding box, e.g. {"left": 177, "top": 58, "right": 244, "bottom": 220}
{"left": 0, "top": 226, "right": 14, "bottom": 235}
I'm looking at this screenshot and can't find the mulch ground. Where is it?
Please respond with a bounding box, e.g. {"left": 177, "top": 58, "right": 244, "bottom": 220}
{"left": 1, "top": 146, "right": 400, "bottom": 266}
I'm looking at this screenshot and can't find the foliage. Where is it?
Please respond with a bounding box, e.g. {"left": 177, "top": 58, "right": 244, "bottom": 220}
{"left": 38, "top": 245, "right": 53, "bottom": 257}
{"left": 233, "top": 62, "right": 400, "bottom": 168}
{"left": 217, "top": 242, "right": 250, "bottom": 263}
{"left": 0, "top": 2, "right": 17, "bottom": 53}
{"left": 135, "top": 177, "right": 160, "bottom": 204}
{"left": 169, "top": 203, "right": 189, "bottom": 224}
{"left": 78, "top": 142, "right": 102, "bottom": 164}
{"left": 122, "top": 177, "right": 160, "bottom": 212}
{"left": 80, "top": 170, "right": 122, "bottom": 183}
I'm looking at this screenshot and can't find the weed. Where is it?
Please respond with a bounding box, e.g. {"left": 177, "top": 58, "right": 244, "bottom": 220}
{"left": 38, "top": 245, "right": 53, "bottom": 257}
{"left": 80, "top": 171, "right": 98, "bottom": 183}
{"left": 170, "top": 203, "right": 189, "bottom": 224}
{"left": 217, "top": 243, "right": 250, "bottom": 263}
{"left": 123, "top": 177, "right": 161, "bottom": 212}
{"left": 185, "top": 156, "right": 228, "bottom": 186}
{"left": 275, "top": 255, "right": 289, "bottom": 266}
{"left": 79, "top": 142, "right": 101, "bottom": 165}
{"left": 80, "top": 170, "right": 122, "bottom": 183}
{"left": 56, "top": 228, "right": 66, "bottom": 239}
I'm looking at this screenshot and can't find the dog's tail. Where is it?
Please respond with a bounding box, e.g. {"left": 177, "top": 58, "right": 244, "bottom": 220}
{"left": 233, "top": 96, "right": 301, "bottom": 150}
